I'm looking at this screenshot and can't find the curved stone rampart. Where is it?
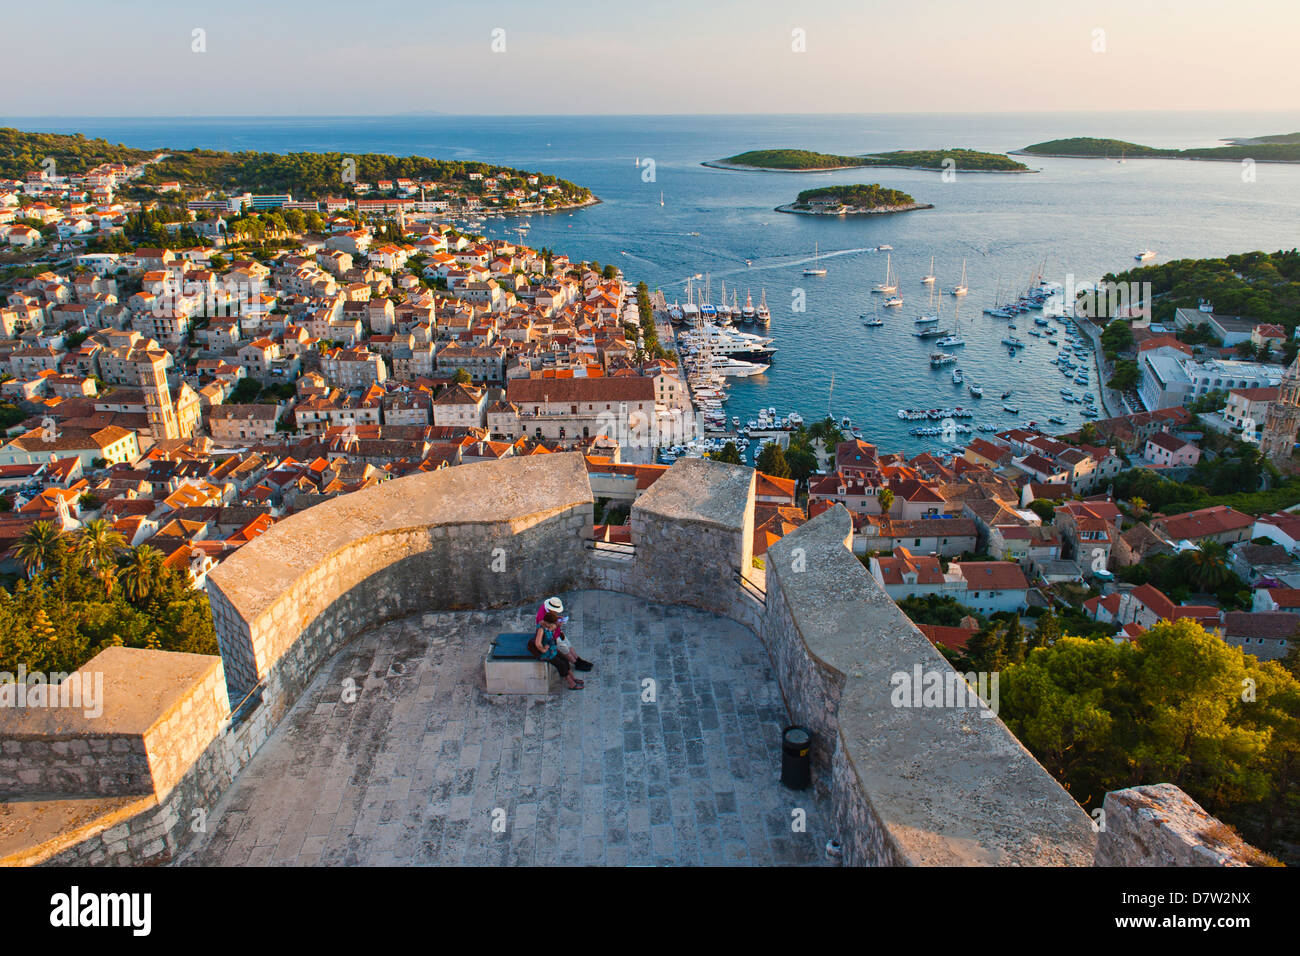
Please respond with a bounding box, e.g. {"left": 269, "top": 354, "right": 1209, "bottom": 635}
{"left": 207, "top": 452, "right": 594, "bottom": 712}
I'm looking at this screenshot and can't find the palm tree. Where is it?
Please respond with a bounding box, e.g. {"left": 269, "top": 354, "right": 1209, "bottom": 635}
{"left": 1185, "top": 541, "right": 1232, "bottom": 593}
{"left": 119, "top": 545, "right": 166, "bottom": 604}
{"left": 75, "top": 519, "right": 127, "bottom": 596}
{"left": 14, "top": 521, "right": 63, "bottom": 578}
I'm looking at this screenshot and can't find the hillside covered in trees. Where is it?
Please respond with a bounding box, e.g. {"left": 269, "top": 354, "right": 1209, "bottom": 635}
{"left": 1104, "top": 249, "right": 1300, "bottom": 332}
{"left": 793, "top": 183, "right": 918, "bottom": 209}
{"left": 0, "top": 127, "right": 593, "bottom": 202}
{"left": 714, "top": 146, "right": 1027, "bottom": 171}
{"left": 1022, "top": 136, "right": 1300, "bottom": 163}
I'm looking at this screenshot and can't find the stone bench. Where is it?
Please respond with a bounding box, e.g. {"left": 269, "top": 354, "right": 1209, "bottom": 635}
{"left": 484, "top": 632, "right": 557, "bottom": 695}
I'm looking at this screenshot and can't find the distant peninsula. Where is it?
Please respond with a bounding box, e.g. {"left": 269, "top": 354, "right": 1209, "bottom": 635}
{"left": 0, "top": 127, "right": 596, "bottom": 208}
{"left": 704, "top": 147, "right": 1032, "bottom": 173}
{"left": 776, "top": 184, "right": 932, "bottom": 216}
{"left": 1017, "top": 136, "right": 1300, "bottom": 164}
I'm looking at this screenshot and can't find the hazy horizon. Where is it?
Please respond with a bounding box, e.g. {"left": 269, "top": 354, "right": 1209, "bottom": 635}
{"left": 9, "top": 0, "right": 1300, "bottom": 116}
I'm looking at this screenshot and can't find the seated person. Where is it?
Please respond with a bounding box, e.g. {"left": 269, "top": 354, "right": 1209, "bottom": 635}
{"left": 536, "top": 596, "right": 593, "bottom": 672}
{"left": 529, "top": 610, "right": 584, "bottom": 691}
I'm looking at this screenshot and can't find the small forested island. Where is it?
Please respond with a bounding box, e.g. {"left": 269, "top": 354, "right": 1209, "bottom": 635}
{"left": 776, "top": 183, "right": 932, "bottom": 216}
{"left": 0, "top": 127, "right": 595, "bottom": 207}
{"left": 705, "top": 147, "right": 1031, "bottom": 172}
{"left": 1018, "top": 135, "right": 1300, "bottom": 163}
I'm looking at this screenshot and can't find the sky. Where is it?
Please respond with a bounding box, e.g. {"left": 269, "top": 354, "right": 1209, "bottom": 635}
{"left": 7, "top": 0, "right": 1300, "bottom": 115}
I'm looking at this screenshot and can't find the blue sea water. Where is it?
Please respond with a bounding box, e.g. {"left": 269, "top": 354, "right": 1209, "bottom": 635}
{"left": 8, "top": 112, "right": 1300, "bottom": 454}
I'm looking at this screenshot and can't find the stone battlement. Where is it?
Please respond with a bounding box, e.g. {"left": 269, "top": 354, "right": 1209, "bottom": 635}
{"left": 0, "top": 454, "right": 1262, "bottom": 867}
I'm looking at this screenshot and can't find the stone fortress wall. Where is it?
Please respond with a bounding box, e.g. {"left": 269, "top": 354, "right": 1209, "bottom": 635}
{"left": 0, "top": 454, "right": 1260, "bottom": 867}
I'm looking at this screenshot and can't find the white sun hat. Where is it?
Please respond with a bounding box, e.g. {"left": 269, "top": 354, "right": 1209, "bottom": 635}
{"left": 544, "top": 596, "right": 564, "bottom": 614}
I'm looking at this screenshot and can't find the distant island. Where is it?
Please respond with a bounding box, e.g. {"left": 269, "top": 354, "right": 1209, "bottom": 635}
{"left": 1017, "top": 136, "right": 1300, "bottom": 164}
{"left": 704, "top": 147, "right": 1032, "bottom": 173}
{"left": 0, "top": 127, "right": 596, "bottom": 208}
{"left": 1228, "top": 132, "right": 1300, "bottom": 146}
{"left": 776, "top": 184, "right": 932, "bottom": 216}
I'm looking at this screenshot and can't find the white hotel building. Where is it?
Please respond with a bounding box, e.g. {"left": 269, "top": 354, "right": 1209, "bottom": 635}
{"left": 1140, "top": 354, "right": 1280, "bottom": 411}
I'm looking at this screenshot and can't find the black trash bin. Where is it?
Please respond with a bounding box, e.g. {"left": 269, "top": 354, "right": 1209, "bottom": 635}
{"left": 781, "top": 725, "right": 812, "bottom": 790}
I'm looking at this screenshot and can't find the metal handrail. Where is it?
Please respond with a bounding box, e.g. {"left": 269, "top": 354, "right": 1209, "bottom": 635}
{"left": 226, "top": 681, "right": 265, "bottom": 732}
{"left": 735, "top": 570, "right": 766, "bottom": 606}
{"left": 585, "top": 539, "right": 636, "bottom": 555}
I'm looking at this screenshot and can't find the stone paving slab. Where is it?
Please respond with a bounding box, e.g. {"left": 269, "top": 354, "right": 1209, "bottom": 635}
{"left": 180, "top": 590, "right": 832, "bottom": 867}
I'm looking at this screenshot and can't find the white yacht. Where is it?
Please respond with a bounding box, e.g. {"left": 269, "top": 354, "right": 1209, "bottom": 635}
{"left": 803, "top": 242, "right": 827, "bottom": 277}
{"left": 883, "top": 295, "right": 903, "bottom": 308}
{"left": 873, "top": 253, "right": 897, "bottom": 294}
{"left": 950, "top": 259, "right": 969, "bottom": 296}
{"left": 921, "top": 255, "right": 936, "bottom": 285}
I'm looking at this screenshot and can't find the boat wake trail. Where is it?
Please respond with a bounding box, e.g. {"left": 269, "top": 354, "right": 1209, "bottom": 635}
{"left": 692, "top": 246, "right": 885, "bottom": 282}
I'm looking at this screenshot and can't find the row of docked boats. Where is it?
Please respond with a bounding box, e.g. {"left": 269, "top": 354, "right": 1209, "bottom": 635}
{"left": 669, "top": 276, "right": 771, "bottom": 328}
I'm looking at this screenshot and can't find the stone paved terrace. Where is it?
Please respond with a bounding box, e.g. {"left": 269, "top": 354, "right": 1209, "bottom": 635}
{"left": 180, "top": 590, "right": 833, "bottom": 866}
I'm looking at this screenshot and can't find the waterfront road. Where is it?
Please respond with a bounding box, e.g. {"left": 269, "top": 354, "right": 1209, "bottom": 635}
{"left": 1076, "top": 317, "right": 1132, "bottom": 420}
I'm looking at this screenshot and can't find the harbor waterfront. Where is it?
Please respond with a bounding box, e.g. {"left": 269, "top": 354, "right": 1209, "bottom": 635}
{"left": 14, "top": 111, "right": 1300, "bottom": 454}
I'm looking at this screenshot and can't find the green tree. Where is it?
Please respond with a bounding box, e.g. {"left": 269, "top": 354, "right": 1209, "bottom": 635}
{"left": 75, "top": 519, "right": 126, "bottom": 597}
{"left": 119, "top": 545, "right": 167, "bottom": 605}
{"left": 1033, "top": 608, "right": 1062, "bottom": 648}
{"left": 1000, "top": 619, "right": 1300, "bottom": 854}
{"left": 1183, "top": 541, "right": 1234, "bottom": 593}
{"left": 453, "top": 369, "right": 473, "bottom": 385}
{"left": 712, "top": 441, "right": 742, "bottom": 465}
{"left": 756, "top": 442, "right": 791, "bottom": 479}
{"left": 14, "top": 521, "right": 63, "bottom": 578}
{"left": 878, "top": 487, "right": 895, "bottom": 519}
{"left": 1107, "top": 360, "right": 1139, "bottom": 392}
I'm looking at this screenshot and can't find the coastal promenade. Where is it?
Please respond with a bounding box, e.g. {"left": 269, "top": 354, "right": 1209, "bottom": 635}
{"left": 1075, "top": 317, "right": 1132, "bottom": 419}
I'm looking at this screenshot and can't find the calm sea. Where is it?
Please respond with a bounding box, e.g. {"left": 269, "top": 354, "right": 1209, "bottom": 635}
{"left": 8, "top": 112, "right": 1300, "bottom": 453}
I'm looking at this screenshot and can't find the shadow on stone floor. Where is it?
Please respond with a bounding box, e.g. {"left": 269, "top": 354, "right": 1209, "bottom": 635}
{"left": 179, "top": 590, "right": 834, "bottom": 866}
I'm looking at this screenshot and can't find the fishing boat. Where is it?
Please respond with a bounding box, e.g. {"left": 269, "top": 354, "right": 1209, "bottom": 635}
{"left": 921, "top": 255, "right": 936, "bottom": 285}
{"left": 803, "top": 242, "right": 827, "bottom": 276}
{"left": 930, "top": 351, "right": 957, "bottom": 367}
{"left": 756, "top": 289, "right": 771, "bottom": 327}
{"left": 950, "top": 259, "right": 969, "bottom": 296}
